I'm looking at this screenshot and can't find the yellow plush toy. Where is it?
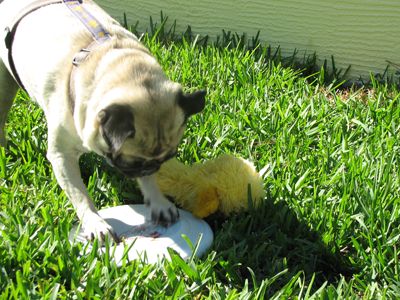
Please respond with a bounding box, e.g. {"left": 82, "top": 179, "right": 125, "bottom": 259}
{"left": 155, "top": 155, "right": 265, "bottom": 218}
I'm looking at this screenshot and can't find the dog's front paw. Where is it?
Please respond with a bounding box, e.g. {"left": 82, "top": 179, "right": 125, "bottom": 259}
{"left": 82, "top": 213, "right": 120, "bottom": 246}
{"left": 145, "top": 196, "right": 179, "bottom": 227}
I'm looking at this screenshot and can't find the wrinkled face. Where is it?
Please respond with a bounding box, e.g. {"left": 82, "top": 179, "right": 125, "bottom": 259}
{"left": 103, "top": 108, "right": 187, "bottom": 178}
{"left": 97, "top": 87, "right": 206, "bottom": 178}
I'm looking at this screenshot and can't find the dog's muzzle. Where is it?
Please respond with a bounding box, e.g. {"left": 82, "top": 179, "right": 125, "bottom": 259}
{"left": 117, "top": 163, "right": 161, "bottom": 178}
{"left": 105, "top": 154, "right": 170, "bottom": 178}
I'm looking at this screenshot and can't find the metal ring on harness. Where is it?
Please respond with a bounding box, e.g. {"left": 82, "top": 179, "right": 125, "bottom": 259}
{"left": 72, "top": 49, "right": 92, "bottom": 66}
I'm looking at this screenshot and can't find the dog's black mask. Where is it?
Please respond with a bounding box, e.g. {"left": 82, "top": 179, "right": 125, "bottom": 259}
{"left": 106, "top": 150, "right": 176, "bottom": 178}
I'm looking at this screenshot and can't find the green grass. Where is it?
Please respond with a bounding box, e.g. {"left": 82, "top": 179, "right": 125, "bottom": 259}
{"left": 1, "top": 17, "right": 400, "bottom": 299}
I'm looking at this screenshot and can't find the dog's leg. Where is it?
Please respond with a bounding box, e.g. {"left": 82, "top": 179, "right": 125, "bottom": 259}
{"left": 0, "top": 59, "right": 19, "bottom": 148}
{"left": 137, "top": 174, "right": 179, "bottom": 227}
{"left": 47, "top": 146, "right": 119, "bottom": 245}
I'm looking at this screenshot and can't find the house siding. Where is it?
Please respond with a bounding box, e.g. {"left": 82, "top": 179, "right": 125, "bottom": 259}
{"left": 98, "top": 0, "right": 400, "bottom": 81}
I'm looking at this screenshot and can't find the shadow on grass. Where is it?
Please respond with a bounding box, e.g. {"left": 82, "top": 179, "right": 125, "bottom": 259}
{"left": 202, "top": 189, "right": 359, "bottom": 296}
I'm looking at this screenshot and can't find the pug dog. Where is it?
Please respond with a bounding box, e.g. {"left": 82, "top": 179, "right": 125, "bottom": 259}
{"left": 0, "top": 0, "right": 206, "bottom": 245}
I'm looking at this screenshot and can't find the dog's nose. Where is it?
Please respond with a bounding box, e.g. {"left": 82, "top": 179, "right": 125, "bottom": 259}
{"left": 145, "top": 160, "right": 159, "bottom": 168}
{"left": 141, "top": 163, "right": 161, "bottom": 176}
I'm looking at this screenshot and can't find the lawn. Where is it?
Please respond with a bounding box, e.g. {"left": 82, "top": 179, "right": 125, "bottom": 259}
{"left": 1, "top": 16, "right": 400, "bottom": 299}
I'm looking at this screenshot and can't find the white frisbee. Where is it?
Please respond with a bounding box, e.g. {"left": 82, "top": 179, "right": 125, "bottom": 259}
{"left": 68, "top": 205, "right": 214, "bottom": 266}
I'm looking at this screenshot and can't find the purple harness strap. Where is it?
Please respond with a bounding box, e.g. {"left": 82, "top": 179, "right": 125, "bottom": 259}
{"left": 63, "top": 0, "right": 111, "bottom": 44}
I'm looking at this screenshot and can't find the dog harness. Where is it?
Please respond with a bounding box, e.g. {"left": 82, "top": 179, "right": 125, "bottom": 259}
{"left": 3, "top": 0, "right": 112, "bottom": 112}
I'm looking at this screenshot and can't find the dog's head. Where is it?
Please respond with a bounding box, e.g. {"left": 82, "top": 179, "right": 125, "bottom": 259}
{"left": 94, "top": 85, "right": 206, "bottom": 178}
{"left": 78, "top": 41, "right": 206, "bottom": 177}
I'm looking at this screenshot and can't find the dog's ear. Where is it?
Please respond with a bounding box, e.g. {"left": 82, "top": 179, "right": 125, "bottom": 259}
{"left": 97, "top": 104, "right": 135, "bottom": 154}
{"left": 178, "top": 89, "right": 206, "bottom": 117}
